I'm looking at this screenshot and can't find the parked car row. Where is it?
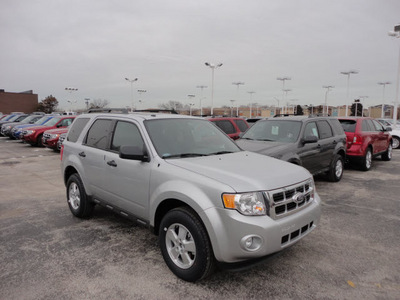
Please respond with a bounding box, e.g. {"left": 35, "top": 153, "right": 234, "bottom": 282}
{"left": 0, "top": 113, "right": 75, "bottom": 151}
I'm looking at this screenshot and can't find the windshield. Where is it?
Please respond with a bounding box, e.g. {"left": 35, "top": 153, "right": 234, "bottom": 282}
{"left": 241, "top": 120, "right": 301, "bottom": 143}
{"left": 43, "top": 117, "right": 61, "bottom": 126}
{"left": 34, "top": 116, "right": 51, "bottom": 124}
{"left": 20, "top": 115, "right": 37, "bottom": 124}
{"left": 145, "top": 118, "right": 241, "bottom": 158}
{"left": 6, "top": 115, "right": 21, "bottom": 122}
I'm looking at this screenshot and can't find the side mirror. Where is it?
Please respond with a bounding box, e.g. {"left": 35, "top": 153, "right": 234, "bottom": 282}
{"left": 302, "top": 135, "right": 318, "bottom": 144}
{"left": 119, "top": 145, "right": 149, "bottom": 162}
{"left": 385, "top": 126, "right": 392, "bottom": 132}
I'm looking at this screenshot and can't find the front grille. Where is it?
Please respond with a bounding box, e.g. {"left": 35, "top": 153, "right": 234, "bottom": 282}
{"left": 265, "top": 179, "right": 314, "bottom": 220}
{"left": 43, "top": 133, "right": 51, "bottom": 139}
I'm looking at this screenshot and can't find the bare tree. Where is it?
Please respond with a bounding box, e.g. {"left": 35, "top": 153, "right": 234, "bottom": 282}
{"left": 37, "top": 95, "right": 58, "bottom": 113}
{"left": 89, "top": 98, "right": 110, "bottom": 109}
{"left": 158, "top": 101, "right": 184, "bottom": 112}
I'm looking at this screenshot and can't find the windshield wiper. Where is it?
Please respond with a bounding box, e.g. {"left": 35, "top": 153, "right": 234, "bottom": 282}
{"left": 255, "top": 138, "right": 275, "bottom": 141}
{"left": 208, "top": 151, "right": 235, "bottom": 156}
{"left": 162, "top": 153, "right": 207, "bottom": 159}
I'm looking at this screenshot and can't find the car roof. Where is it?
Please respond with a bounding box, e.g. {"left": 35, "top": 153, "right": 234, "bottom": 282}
{"left": 78, "top": 112, "right": 199, "bottom": 121}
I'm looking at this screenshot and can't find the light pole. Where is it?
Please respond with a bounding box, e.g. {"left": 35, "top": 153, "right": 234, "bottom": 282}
{"left": 277, "top": 77, "right": 291, "bottom": 114}
{"left": 232, "top": 82, "right": 244, "bottom": 116}
{"left": 65, "top": 87, "right": 78, "bottom": 112}
{"left": 188, "top": 95, "right": 195, "bottom": 115}
{"left": 248, "top": 91, "right": 255, "bottom": 117}
{"left": 196, "top": 85, "right": 207, "bottom": 116}
{"left": 340, "top": 70, "right": 358, "bottom": 117}
{"left": 205, "top": 62, "right": 223, "bottom": 116}
{"left": 125, "top": 77, "right": 138, "bottom": 112}
{"left": 283, "top": 89, "right": 291, "bottom": 114}
{"left": 273, "top": 97, "right": 280, "bottom": 116}
{"left": 323, "top": 86, "right": 334, "bottom": 115}
{"left": 378, "top": 82, "right": 391, "bottom": 118}
{"left": 230, "top": 100, "right": 236, "bottom": 117}
{"left": 388, "top": 24, "right": 400, "bottom": 125}
{"left": 84, "top": 98, "right": 90, "bottom": 110}
{"left": 137, "top": 89, "right": 146, "bottom": 109}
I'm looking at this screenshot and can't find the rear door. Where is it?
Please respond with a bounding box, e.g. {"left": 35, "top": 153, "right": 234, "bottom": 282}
{"left": 371, "top": 119, "right": 390, "bottom": 153}
{"left": 316, "top": 120, "right": 337, "bottom": 169}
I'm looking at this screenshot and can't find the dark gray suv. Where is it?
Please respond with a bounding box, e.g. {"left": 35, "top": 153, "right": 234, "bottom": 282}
{"left": 236, "top": 116, "right": 347, "bottom": 182}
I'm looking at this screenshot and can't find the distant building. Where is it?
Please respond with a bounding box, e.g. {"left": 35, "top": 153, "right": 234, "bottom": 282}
{"left": 0, "top": 89, "right": 38, "bottom": 114}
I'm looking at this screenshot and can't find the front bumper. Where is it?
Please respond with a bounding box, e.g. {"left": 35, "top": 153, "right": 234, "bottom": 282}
{"left": 201, "top": 192, "right": 321, "bottom": 263}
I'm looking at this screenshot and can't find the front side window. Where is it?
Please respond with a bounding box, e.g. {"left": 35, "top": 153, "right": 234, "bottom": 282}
{"left": 111, "top": 121, "right": 144, "bottom": 152}
{"left": 59, "top": 118, "right": 74, "bottom": 127}
{"left": 304, "top": 122, "right": 319, "bottom": 139}
{"left": 85, "top": 119, "right": 112, "bottom": 150}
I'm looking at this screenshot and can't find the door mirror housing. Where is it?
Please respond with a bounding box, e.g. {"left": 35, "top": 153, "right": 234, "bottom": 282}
{"left": 302, "top": 135, "right": 318, "bottom": 144}
{"left": 119, "top": 145, "right": 149, "bottom": 162}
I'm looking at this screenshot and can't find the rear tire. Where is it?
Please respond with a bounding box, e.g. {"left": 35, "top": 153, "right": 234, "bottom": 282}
{"left": 327, "top": 154, "right": 344, "bottom": 182}
{"left": 360, "top": 148, "right": 372, "bottom": 171}
{"left": 159, "top": 207, "right": 215, "bottom": 282}
{"left": 66, "top": 173, "right": 94, "bottom": 218}
{"left": 382, "top": 143, "right": 392, "bottom": 161}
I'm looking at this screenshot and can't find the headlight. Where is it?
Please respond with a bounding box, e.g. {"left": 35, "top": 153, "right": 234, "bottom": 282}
{"left": 222, "top": 192, "right": 267, "bottom": 215}
{"left": 50, "top": 134, "right": 59, "bottom": 139}
{"left": 25, "top": 130, "right": 35, "bottom": 135}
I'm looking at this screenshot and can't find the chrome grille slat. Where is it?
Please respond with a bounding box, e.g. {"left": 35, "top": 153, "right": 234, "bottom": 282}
{"left": 265, "top": 179, "right": 314, "bottom": 220}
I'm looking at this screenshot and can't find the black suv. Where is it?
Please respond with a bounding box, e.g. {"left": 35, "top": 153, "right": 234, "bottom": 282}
{"left": 236, "top": 116, "right": 347, "bottom": 182}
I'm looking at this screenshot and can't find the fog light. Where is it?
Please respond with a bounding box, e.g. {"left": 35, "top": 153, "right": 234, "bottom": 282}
{"left": 240, "top": 235, "right": 263, "bottom": 252}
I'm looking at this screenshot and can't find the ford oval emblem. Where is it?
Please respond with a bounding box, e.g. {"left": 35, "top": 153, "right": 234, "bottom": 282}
{"left": 292, "top": 192, "right": 305, "bottom": 204}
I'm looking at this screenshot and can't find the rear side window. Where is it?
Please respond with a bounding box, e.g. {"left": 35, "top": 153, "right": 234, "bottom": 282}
{"left": 361, "top": 120, "right": 372, "bottom": 132}
{"left": 212, "top": 120, "right": 235, "bottom": 134}
{"left": 67, "top": 118, "right": 90, "bottom": 142}
{"left": 85, "top": 119, "right": 113, "bottom": 150}
{"left": 111, "top": 121, "right": 144, "bottom": 152}
{"left": 59, "top": 118, "right": 74, "bottom": 127}
{"left": 234, "top": 119, "right": 249, "bottom": 132}
{"left": 317, "top": 121, "right": 333, "bottom": 139}
{"left": 339, "top": 120, "right": 356, "bottom": 132}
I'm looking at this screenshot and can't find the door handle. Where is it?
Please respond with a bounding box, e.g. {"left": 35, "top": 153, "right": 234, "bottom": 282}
{"left": 107, "top": 160, "right": 117, "bottom": 167}
{"left": 79, "top": 152, "right": 86, "bottom": 157}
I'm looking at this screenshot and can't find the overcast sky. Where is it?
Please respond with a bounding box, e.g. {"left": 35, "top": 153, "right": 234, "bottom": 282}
{"left": 1, "top": 0, "right": 400, "bottom": 111}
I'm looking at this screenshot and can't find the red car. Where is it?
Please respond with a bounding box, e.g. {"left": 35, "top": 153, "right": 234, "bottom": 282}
{"left": 21, "top": 116, "right": 75, "bottom": 146}
{"left": 42, "top": 127, "right": 69, "bottom": 151}
{"left": 338, "top": 117, "right": 392, "bottom": 171}
{"left": 207, "top": 117, "right": 249, "bottom": 140}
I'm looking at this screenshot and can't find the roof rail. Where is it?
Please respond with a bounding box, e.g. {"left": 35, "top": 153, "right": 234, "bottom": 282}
{"left": 87, "top": 108, "right": 129, "bottom": 114}
{"left": 273, "top": 113, "right": 301, "bottom": 118}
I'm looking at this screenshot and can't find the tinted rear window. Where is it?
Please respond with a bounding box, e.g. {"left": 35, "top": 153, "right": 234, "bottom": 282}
{"left": 339, "top": 120, "right": 356, "bottom": 132}
{"left": 212, "top": 120, "right": 235, "bottom": 134}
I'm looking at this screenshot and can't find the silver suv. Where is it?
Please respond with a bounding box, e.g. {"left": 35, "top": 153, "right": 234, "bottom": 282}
{"left": 61, "top": 113, "right": 321, "bottom": 282}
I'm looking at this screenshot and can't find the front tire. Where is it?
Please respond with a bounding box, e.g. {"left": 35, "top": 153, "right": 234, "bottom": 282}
{"left": 66, "top": 174, "right": 94, "bottom": 218}
{"left": 327, "top": 154, "right": 344, "bottom": 182}
{"left": 360, "top": 148, "right": 372, "bottom": 171}
{"left": 159, "top": 207, "right": 215, "bottom": 282}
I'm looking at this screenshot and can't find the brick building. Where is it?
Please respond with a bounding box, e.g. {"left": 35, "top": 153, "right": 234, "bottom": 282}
{"left": 0, "top": 89, "right": 38, "bottom": 114}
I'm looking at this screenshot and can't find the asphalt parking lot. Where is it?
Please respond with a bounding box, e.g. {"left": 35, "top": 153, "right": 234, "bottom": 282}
{"left": 1, "top": 137, "right": 399, "bottom": 300}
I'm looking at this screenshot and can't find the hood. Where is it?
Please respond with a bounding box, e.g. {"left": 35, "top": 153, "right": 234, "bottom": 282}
{"left": 165, "top": 151, "right": 311, "bottom": 193}
{"left": 23, "top": 125, "right": 48, "bottom": 131}
{"left": 236, "top": 139, "right": 292, "bottom": 158}
{"left": 44, "top": 128, "right": 68, "bottom": 134}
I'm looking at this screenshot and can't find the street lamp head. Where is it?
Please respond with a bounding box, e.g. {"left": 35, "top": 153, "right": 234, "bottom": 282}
{"left": 378, "top": 82, "right": 391, "bottom": 85}
{"left": 217, "top": 63, "right": 223, "bottom": 67}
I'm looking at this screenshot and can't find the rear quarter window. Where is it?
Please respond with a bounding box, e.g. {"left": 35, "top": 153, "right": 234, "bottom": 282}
{"left": 67, "top": 118, "right": 90, "bottom": 142}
